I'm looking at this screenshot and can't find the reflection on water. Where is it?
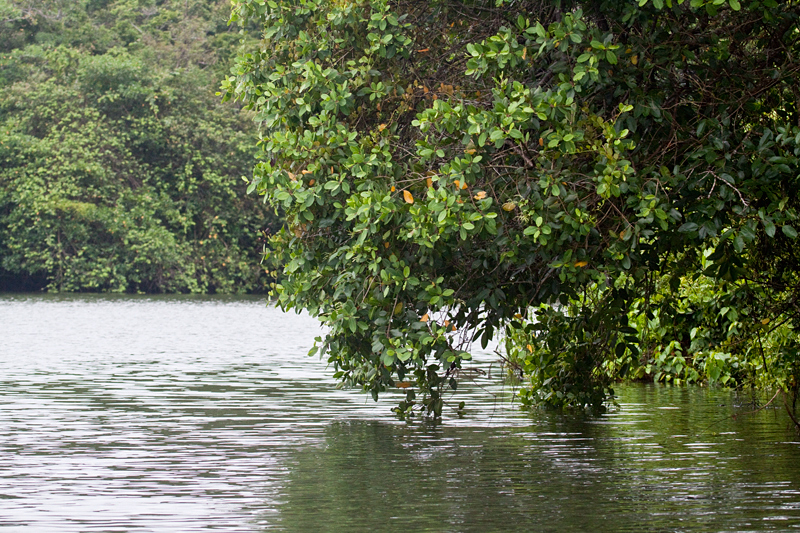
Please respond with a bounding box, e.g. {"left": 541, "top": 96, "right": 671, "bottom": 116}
{"left": 1, "top": 294, "right": 800, "bottom": 532}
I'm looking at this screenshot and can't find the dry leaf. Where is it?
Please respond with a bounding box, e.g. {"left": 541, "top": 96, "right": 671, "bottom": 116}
{"left": 426, "top": 177, "right": 433, "bottom": 188}
{"left": 396, "top": 382, "right": 412, "bottom": 389}
{"left": 473, "top": 191, "right": 487, "bottom": 200}
{"left": 421, "top": 313, "right": 429, "bottom": 322}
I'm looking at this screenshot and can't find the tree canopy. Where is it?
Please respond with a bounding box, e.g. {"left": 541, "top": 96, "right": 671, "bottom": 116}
{"left": 0, "top": 0, "right": 277, "bottom": 292}
{"left": 225, "top": 0, "right": 800, "bottom": 415}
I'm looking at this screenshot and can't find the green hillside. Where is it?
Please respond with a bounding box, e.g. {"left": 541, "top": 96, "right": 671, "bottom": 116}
{"left": 0, "top": 0, "right": 276, "bottom": 292}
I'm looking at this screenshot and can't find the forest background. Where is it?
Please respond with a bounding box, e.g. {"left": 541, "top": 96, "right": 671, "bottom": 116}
{"left": 0, "top": 0, "right": 276, "bottom": 293}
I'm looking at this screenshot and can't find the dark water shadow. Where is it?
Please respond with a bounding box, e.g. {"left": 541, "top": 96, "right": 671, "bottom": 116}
{"left": 264, "top": 385, "right": 800, "bottom": 532}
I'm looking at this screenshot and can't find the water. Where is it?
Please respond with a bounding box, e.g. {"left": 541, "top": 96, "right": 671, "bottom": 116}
{"left": 2, "top": 294, "right": 800, "bottom": 532}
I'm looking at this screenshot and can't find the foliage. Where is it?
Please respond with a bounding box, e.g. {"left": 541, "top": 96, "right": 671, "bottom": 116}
{"left": 0, "top": 0, "right": 277, "bottom": 292}
{"left": 226, "top": 0, "right": 800, "bottom": 414}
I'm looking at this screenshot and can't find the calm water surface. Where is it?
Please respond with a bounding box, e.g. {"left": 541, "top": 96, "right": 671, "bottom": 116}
{"left": 2, "top": 294, "right": 800, "bottom": 532}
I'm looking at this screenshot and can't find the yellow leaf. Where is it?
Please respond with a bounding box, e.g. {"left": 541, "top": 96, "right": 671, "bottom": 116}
{"left": 761, "top": 318, "right": 770, "bottom": 325}
{"left": 502, "top": 201, "right": 517, "bottom": 212}
{"left": 287, "top": 172, "right": 296, "bottom": 181}
{"left": 378, "top": 123, "right": 387, "bottom": 131}
{"left": 514, "top": 313, "right": 522, "bottom": 319}
{"left": 421, "top": 313, "right": 429, "bottom": 322}
{"left": 301, "top": 169, "right": 311, "bottom": 175}
{"left": 308, "top": 179, "right": 315, "bottom": 186}
{"left": 454, "top": 180, "right": 460, "bottom": 188}
{"left": 465, "top": 148, "right": 477, "bottom": 155}
{"left": 522, "top": 47, "right": 527, "bottom": 60}
{"left": 403, "top": 190, "right": 414, "bottom": 204}
{"left": 393, "top": 302, "right": 403, "bottom": 315}
{"left": 474, "top": 191, "right": 487, "bottom": 200}
{"left": 391, "top": 185, "right": 396, "bottom": 192}
{"left": 426, "top": 177, "right": 433, "bottom": 188}
{"left": 631, "top": 55, "right": 638, "bottom": 65}
{"left": 574, "top": 261, "right": 588, "bottom": 267}
{"left": 538, "top": 137, "right": 544, "bottom": 147}
{"left": 384, "top": 242, "right": 390, "bottom": 248}
{"left": 527, "top": 344, "right": 533, "bottom": 352}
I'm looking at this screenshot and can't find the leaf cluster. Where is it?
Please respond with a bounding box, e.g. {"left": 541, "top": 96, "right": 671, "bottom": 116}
{"left": 226, "top": 0, "right": 800, "bottom": 414}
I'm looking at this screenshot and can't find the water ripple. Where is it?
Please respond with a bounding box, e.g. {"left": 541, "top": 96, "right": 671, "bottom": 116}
{"left": 2, "top": 294, "right": 800, "bottom": 531}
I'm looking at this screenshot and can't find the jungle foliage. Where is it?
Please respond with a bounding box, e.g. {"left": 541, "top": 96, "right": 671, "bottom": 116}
{"left": 225, "top": 0, "right": 800, "bottom": 415}
{"left": 0, "top": 0, "right": 277, "bottom": 292}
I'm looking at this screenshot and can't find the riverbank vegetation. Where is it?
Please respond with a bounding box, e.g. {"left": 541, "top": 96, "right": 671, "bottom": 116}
{"left": 226, "top": 0, "right": 800, "bottom": 416}
{"left": 0, "top": 0, "right": 277, "bottom": 293}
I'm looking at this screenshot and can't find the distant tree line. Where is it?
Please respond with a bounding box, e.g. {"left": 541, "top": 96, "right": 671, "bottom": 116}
{"left": 0, "top": 0, "right": 278, "bottom": 292}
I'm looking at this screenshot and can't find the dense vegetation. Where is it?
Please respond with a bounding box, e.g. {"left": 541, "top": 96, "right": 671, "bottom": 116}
{"left": 226, "top": 0, "right": 800, "bottom": 416}
{"left": 0, "top": 0, "right": 277, "bottom": 292}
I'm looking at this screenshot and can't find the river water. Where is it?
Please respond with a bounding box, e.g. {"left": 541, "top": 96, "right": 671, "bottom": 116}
{"left": 2, "top": 294, "right": 800, "bottom": 532}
